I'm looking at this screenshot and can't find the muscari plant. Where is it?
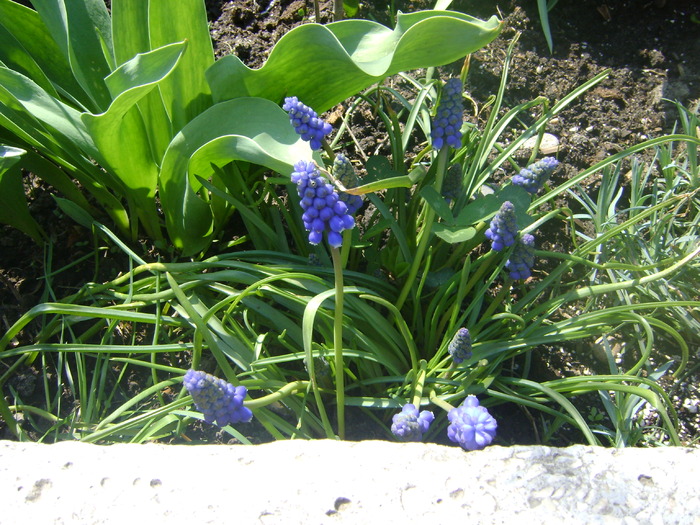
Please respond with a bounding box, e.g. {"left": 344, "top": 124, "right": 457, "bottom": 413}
{"left": 1, "top": 12, "right": 699, "bottom": 449}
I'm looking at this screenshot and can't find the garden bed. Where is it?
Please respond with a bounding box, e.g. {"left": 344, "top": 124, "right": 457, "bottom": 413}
{"left": 1, "top": 0, "right": 698, "bottom": 446}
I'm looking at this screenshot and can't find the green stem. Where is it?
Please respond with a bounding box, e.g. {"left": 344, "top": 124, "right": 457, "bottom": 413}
{"left": 395, "top": 147, "right": 450, "bottom": 310}
{"left": 0, "top": 385, "right": 19, "bottom": 438}
{"left": 410, "top": 360, "right": 428, "bottom": 407}
{"left": 429, "top": 389, "right": 456, "bottom": 413}
{"left": 331, "top": 247, "right": 346, "bottom": 439}
{"left": 245, "top": 381, "right": 310, "bottom": 409}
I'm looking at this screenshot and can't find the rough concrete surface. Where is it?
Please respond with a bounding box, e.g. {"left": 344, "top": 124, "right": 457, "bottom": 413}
{"left": 1, "top": 440, "right": 698, "bottom": 525}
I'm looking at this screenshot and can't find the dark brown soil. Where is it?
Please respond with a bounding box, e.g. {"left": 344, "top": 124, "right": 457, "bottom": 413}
{"left": 1, "top": 0, "right": 698, "bottom": 445}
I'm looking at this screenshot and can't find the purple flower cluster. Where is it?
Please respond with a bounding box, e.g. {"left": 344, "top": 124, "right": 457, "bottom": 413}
{"left": 448, "top": 327, "right": 472, "bottom": 364}
{"left": 512, "top": 157, "right": 560, "bottom": 194}
{"left": 447, "top": 395, "right": 497, "bottom": 451}
{"left": 291, "top": 160, "right": 356, "bottom": 248}
{"left": 283, "top": 96, "right": 332, "bottom": 151}
{"left": 484, "top": 201, "right": 518, "bottom": 251}
{"left": 506, "top": 233, "right": 536, "bottom": 280}
{"left": 332, "top": 154, "right": 363, "bottom": 215}
{"left": 391, "top": 403, "right": 435, "bottom": 442}
{"left": 183, "top": 369, "right": 253, "bottom": 427}
{"left": 431, "top": 78, "right": 464, "bottom": 150}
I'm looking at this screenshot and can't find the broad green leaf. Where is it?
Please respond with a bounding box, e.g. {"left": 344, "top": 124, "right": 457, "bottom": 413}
{"left": 0, "top": 67, "right": 97, "bottom": 158}
{"left": 82, "top": 42, "right": 187, "bottom": 240}
{"left": 0, "top": 21, "right": 57, "bottom": 99}
{"left": 0, "top": 145, "right": 25, "bottom": 172}
{"left": 0, "top": 0, "right": 91, "bottom": 109}
{"left": 32, "top": 0, "right": 113, "bottom": 111}
{"left": 147, "top": 0, "right": 215, "bottom": 132}
{"left": 102, "top": 42, "right": 186, "bottom": 101}
{"left": 112, "top": 0, "right": 172, "bottom": 161}
{"left": 207, "top": 10, "right": 502, "bottom": 112}
{"left": 0, "top": 145, "right": 45, "bottom": 242}
{"left": 111, "top": 0, "right": 150, "bottom": 65}
{"left": 112, "top": 0, "right": 214, "bottom": 156}
{"left": 420, "top": 185, "right": 454, "bottom": 224}
{"left": 433, "top": 223, "right": 477, "bottom": 244}
{"left": 159, "top": 97, "right": 314, "bottom": 256}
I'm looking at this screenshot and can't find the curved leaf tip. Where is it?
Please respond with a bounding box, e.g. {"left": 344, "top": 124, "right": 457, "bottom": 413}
{"left": 207, "top": 10, "right": 502, "bottom": 112}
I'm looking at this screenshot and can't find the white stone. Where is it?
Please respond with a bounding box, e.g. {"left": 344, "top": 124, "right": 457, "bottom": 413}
{"left": 521, "top": 132, "right": 560, "bottom": 155}
{"left": 0, "top": 440, "right": 698, "bottom": 525}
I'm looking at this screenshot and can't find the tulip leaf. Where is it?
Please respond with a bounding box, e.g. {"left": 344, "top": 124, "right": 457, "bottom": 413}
{"left": 0, "top": 145, "right": 45, "bottom": 242}
{"left": 159, "top": 97, "right": 316, "bottom": 256}
{"left": 82, "top": 42, "right": 187, "bottom": 239}
{"left": 207, "top": 10, "right": 502, "bottom": 112}
{"left": 0, "top": 0, "right": 90, "bottom": 105}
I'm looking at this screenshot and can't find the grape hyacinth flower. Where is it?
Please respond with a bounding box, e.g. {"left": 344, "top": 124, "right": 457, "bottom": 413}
{"left": 391, "top": 403, "right": 435, "bottom": 442}
{"left": 183, "top": 369, "right": 253, "bottom": 427}
{"left": 332, "top": 154, "right": 364, "bottom": 215}
{"left": 512, "top": 157, "right": 560, "bottom": 194}
{"left": 431, "top": 78, "right": 464, "bottom": 150}
{"left": 448, "top": 327, "right": 472, "bottom": 364}
{"left": 447, "top": 395, "right": 497, "bottom": 451}
{"left": 291, "top": 160, "right": 356, "bottom": 248}
{"left": 283, "top": 96, "right": 333, "bottom": 151}
{"left": 484, "top": 201, "right": 518, "bottom": 251}
{"left": 506, "top": 233, "right": 536, "bottom": 280}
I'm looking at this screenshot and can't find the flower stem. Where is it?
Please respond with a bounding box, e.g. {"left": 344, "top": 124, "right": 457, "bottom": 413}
{"left": 410, "top": 360, "right": 429, "bottom": 407}
{"left": 429, "top": 389, "right": 456, "bottom": 413}
{"left": 245, "top": 381, "right": 310, "bottom": 409}
{"left": 396, "top": 147, "right": 450, "bottom": 311}
{"left": 331, "top": 246, "right": 346, "bottom": 439}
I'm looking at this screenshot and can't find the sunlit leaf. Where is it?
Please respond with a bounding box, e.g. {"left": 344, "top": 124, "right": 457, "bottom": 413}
{"left": 207, "top": 10, "right": 502, "bottom": 112}
{"left": 159, "top": 97, "right": 316, "bottom": 255}
{"left": 0, "top": 144, "right": 45, "bottom": 242}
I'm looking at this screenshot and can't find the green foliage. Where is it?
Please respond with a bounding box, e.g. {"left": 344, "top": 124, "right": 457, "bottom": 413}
{"left": 0, "top": 145, "right": 45, "bottom": 242}
{"left": 0, "top": 0, "right": 501, "bottom": 255}
{"left": 207, "top": 11, "right": 502, "bottom": 113}
{"left": 1, "top": 3, "right": 698, "bottom": 448}
{"left": 537, "top": 0, "right": 559, "bottom": 53}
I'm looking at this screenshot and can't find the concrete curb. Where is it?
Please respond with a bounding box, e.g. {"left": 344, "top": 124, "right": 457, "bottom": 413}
{"left": 1, "top": 440, "right": 698, "bottom": 524}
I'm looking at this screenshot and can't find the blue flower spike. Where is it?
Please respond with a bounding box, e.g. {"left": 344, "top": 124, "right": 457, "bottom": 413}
{"left": 512, "top": 157, "right": 560, "bottom": 194}
{"left": 283, "top": 96, "right": 333, "bottom": 151}
{"left": 484, "top": 201, "right": 518, "bottom": 251}
{"left": 448, "top": 327, "right": 472, "bottom": 364}
{"left": 431, "top": 78, "right": 464, "bottom": 150}
{"left": 506, "top": 233, "right": 536, "bottom": 280}
{"left": 291, "top": 160, "right": 356, "bottom": 248}
{"left": 391, "top": 403, "right": 435, "bottom": 442}
{"left": 447, "top": 395, "right": 497, "bottom": 451}
{"left": 332, "top": 154, "right": 364, "bottom": 215}
{"left": 183, "top": 369, "right": 253, "bottom": 427}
